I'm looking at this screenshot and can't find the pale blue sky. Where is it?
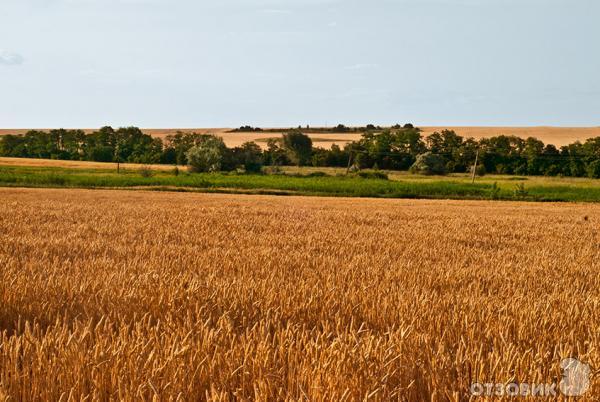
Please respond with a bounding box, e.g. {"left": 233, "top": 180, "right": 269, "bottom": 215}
{"left": 1, "top": 0, "right": 599, "bottom": 128}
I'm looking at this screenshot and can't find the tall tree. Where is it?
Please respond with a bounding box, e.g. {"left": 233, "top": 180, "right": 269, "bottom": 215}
{"left": 282, "top": 131, "right": 313, "bottom": 166}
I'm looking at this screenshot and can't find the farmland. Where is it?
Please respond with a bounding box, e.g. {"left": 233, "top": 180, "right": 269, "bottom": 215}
{"left": 419, "top": 126, "right": 600, "bottom": 147}
{"left": 0, "top": 128, "right": 359, "bottom": 150}
{"left": 5, "top": 157, "right": 600, "bottom": 202}
{"left": 1, "top": 188, "right": 599, "bottom": 400}
{"left": 2, "top": 126, "right": 600, "bottom": 148}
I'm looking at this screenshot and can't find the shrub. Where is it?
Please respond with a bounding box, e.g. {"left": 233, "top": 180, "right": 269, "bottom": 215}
{"left": 186, "top": 136, "right": 226, "bottom": 173}
{"left": 490, "top": 182, "right": 501, "bottom": 200}
{"left": 139, "top": 166, "right": 154, "bottom": 178}
{"left": 410, "top": 152, "right": 447, "bottom": 175}
{"left": 514, "top": 183, "right": 529, "bottom": 198}
{"left": 471, "top": 164, "right": 486, "bottom": 177}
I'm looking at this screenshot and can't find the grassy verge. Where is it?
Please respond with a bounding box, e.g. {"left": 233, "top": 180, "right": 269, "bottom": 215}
{"left": 1, "top": 165, "right": 600, "bottom": 202}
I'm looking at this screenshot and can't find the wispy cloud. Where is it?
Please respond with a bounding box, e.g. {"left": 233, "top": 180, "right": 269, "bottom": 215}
{"left": 0, "top": 50, "right": 24, "bottom": 66}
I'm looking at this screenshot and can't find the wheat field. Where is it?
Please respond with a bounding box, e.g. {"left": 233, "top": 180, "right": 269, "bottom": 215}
{"left": 1, "top": 188, "right": 599, "bottom": 400}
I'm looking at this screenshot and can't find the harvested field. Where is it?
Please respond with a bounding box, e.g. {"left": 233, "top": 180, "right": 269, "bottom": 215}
{"left": 1, "top": 188, "right": 599, "bottom": 400}
{"left": 420, "top": 126, "right": 600, "bottom": 147}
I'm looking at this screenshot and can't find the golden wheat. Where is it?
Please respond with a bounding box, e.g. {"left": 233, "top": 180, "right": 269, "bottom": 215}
{"left": 419, "top": 126, "right": 600, "bottom": 147}
{"left": 0, "top": 188, "right": 599, "bottom": 400}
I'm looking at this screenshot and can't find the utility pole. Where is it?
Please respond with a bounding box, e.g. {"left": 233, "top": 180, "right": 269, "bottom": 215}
{"left": 115, "top": 135, "right": 121, "bottom": 174}
{"left": 116, "top": 143, "right": 120, "bottom": 174}
{"left": 471, "top": 149, "right": 479, "bottom": 184}
{"left": 346, "top": 147, "right": 354, "bottom": 175}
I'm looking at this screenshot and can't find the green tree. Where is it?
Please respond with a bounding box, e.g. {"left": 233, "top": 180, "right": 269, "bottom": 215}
{"left": 238, "top": 142, "right": 263, "bottom": 173}
{"left": 587, "top": 160, "right": 600, "bottom": 179}
{"left": 282, "top": 131, "right": 313, "bottom": 166}
{"left": 89, "top": 146, "right": 114, "bottom": 162}
{"left": 426, "top": 130, "right": 465, "bottom": 172}
{"left": 353, "top": 127, "right": 425, "bottom": 170}
{"left": 561, "top": 142, "right": 585, "bottom": 177}
{"left": 410, "top": 152, "right": 447, "bottom": 175}
{"left": 224, "top": 142, "right": 264, "bottom": 172}
{"left": 0, "top": 134, "right": 28, "bottom": 157}
{"left": 263, "top": 139, "right": 289, "bottom": 166}
{"left": 479, "top": 135, "right": 526, "bottom": 174}
{"left": 186, "top": 135, "right": 226, "bottom": 173}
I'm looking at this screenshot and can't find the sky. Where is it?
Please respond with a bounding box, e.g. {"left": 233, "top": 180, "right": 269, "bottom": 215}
{"left": 1, "top": 0, "right": 599, "bottom": 128}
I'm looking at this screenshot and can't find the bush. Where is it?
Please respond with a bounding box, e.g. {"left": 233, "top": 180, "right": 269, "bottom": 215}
{"left": 410, "top": 152, "right": 447, "bottom": 175}
{"left": 186, "top": 136, "right": 226, "bottom": 173}
{"left": 514, "top": 183, "right": 529, "bottom": 198}
{"left": 490, "top": 182, "right": 500, "bottom": 200}
{"left": 471, "top": 164, "right": 486, "bottom": 177}
{"left": 139, "top": 166, "right": 154, "bottom": 178}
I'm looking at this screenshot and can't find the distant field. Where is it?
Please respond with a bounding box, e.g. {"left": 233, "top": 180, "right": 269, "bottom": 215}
{"left": 420, "top": 126, "right": 600, "bottom": 147}
{"left": 1, "top": 188, "right": 599, "bottom": 399}
{"left": 3, "top": 126, "right": 600, "bottom": 148}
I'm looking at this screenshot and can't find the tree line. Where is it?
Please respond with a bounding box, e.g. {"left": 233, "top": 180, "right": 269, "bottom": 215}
{"left": 3, "top": 125, "right": 600, "bottom": 177}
